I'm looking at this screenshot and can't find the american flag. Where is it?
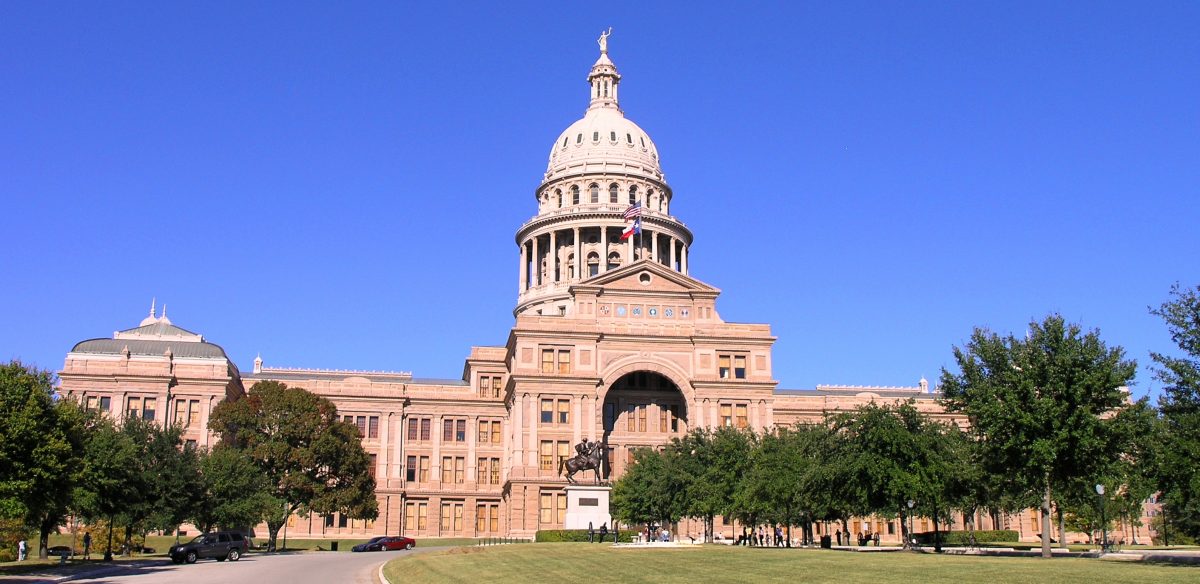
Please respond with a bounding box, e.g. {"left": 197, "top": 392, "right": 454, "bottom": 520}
{"left": 622, "top": 202, "right": 642, "bottom": 220}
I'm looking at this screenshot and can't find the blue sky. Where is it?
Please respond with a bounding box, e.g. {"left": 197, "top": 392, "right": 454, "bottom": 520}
{"left": 2, "top": 2, "right": 1196, "bottom": 399}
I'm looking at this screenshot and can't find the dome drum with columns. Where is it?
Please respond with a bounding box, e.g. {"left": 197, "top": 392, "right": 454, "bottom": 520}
{"left": 516, "top": 39, "right": 693, "bottom": 317}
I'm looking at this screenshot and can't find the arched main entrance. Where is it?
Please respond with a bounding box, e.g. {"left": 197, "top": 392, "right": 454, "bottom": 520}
{"left": 601, "top": 371, "right": 689, "bottom": 479}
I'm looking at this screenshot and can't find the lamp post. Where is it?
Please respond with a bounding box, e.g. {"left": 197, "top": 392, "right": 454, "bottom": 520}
{"left": 1095, "top": 484, "right": 1106, "bottom": 552}
{"left": 907, "top": 500, "right": 915, "bottom": 548}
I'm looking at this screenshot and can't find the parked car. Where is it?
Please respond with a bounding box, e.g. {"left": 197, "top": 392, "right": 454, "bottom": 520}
{"left": 169, "top": 531, "right": 250, "bottom": 564}
{"left": 47, "top": 545, "right": 74, "bottom": 557}
{"left": 351, "top": 536, "right": 416, "bottom": 552}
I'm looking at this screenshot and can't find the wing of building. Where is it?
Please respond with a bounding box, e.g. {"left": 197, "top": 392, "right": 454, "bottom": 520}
{"left": 58, "top": 38, "right": 1154, "bottom": 545}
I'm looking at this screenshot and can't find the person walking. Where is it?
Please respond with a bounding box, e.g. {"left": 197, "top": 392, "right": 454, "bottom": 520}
{"left": 835, "top": 529, "right": 842, "bottom": 546}
{"left": 18, "top": 539, "right": 27, "bottom": 561}
{"left": 83, "top": 532, "right": 92, "bottom": 560}
{"left": 599, "top": 523, "right": 608, "bottom": 544}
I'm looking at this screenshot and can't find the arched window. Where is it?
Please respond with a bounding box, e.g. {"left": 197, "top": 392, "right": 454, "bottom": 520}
{"left": 640, "top": 137, "right": 646, "bottom": 148}
{"left": 592, "top": 131, "right": 599, "bottom": 142}
{"left": 587, "top": 252, "right": 600, "bottom": 277}
{"left": 589, "top": 184, "right": 599, "bottom": 204}
{"left": 607, "top": 251, "right": 621, "bottom": 271}
{"left": 647, "top": 189, "right": 655, "bottom": 209}
{"left": 661, "top": 194, "right": 668, "bottom": 214}
{"left": 567, "top": 253, "right": 576, "bottom": 279}
{"left": 577, "top": 133, "right": 583, "bottom": 144}
{"left": 609, "top": 183, "right": 619, "bottom": 204}
{"left": 610, "top": 131, "right": 617, "bottom": 142}
{"left": 571, "top": 186, "right": 580, "bottom": 205}
{"left": 562, "top": 136, "right": 568, "bottom": 148}
{"left": 626, "top": 133, "right": 633, "bottom": 144}
{"left": 628, "top": 185, "right": 638, "bottom": 205}
{"left": 556, "top": 189, "right": 563, "bottom": 208}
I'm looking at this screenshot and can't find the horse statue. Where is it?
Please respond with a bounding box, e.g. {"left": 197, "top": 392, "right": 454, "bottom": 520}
{"left": 560, "top": 439, "right": 605, "bottom": 484}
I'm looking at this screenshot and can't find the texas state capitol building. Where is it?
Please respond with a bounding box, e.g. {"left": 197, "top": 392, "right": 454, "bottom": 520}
{"left": 58, "top": 38, "right": 1149, "bottom": 545}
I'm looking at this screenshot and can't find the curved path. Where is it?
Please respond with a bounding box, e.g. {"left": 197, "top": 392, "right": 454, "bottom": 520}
{"left": 61, "top": 547, "right": 443, "bottom": 584}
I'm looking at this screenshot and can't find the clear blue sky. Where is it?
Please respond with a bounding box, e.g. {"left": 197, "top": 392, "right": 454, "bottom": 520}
{"left": 2, "top": 2, "right": 1197, "bottom": 400}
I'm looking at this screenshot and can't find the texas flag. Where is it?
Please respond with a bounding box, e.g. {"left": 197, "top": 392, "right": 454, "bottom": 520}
{"left": 620, "top": 218, "right": 641, "bottom": 241}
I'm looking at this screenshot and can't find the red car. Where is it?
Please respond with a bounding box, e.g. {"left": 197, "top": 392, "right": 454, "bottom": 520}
{"left": 352, "top": 536, "right": 416, "bottom": 552}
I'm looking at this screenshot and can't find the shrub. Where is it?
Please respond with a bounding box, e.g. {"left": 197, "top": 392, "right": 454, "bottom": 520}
{"left": 912, "top": 530, "right": 1018, "bottom": 545}
{"left": 535, "top": 529, "right": 635, "bottom": 543}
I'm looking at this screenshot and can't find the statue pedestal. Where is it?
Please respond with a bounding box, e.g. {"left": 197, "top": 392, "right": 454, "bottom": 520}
{"left": 563, "top": 485, "right": 612, "bottom": 530}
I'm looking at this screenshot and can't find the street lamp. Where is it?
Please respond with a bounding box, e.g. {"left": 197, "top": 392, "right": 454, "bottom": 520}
{"left": 907, "top": 500, "right": 916, "bottom": 548}
{"left": 1095, "top": 484, "right": 1106, "bottom": 552}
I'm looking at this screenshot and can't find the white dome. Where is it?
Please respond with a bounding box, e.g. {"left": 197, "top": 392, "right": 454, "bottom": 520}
{"left": 545, "top": 108, "right": 662, "bottom": 181}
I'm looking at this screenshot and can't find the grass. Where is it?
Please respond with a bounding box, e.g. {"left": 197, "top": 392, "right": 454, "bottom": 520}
{"left": 382, "top": 543, "right": 1200, "bottom": 584}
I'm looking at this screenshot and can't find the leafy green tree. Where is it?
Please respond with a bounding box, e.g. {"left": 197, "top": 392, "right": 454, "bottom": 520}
{"left": 663, "top": 427, "right": 755, "bottom": 542}
{"left": 611, "top": 447, "right": 688, "bottom": 531}
{"left": 0, "top": 361, "right": 86, "bottom": 559}
{"left": 1151, "top": 284, "right": 1200, "bottom": 540}
{"left": 208, "top": 381, "right": 378, "bottom": 551}
{"left": 735, "top": 425, "right": 825, "bottom": 546}
{"left": 940, "top": 314, "right": 1137, "bottom": 557}
{"left": 74, "top": 415, "right": 141, "bottom": 560}
{"left": 192, "top": 445, "right": 275, "bottom": 532}
{"left": 142, "top": 423, "right": 205, "bottom": 540}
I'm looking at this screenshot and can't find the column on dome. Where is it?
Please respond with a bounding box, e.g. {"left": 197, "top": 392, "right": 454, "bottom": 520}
{"left": 573, "top": 227, "right": 581, "bottom": 282}
{"left": 599, "top": 224, "right": 608, "bottom": 274}
{"left": 549, "top": 230, "right": 557, "bottom": 283}
{"left": 682, "top": 244, "right": 688, "bottom": 274}
{"left": 651, "top": 231, "right": 659, "bottom": 265}
{"left": 520, "top": 241, "right": 528, "bottom": 292}
{"left": 669, "top": 237, "right": 677, "bottom": 271}
{"left": 531, "top": 234, "right": 540, "bottom": 287}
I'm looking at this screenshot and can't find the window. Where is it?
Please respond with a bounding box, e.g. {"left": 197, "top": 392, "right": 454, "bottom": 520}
{"left": 719, "top": 353, "right": 748, "bottom": 379}
{"left": 604, "top": 402, "right": 616, "bottom": 430}
{"left": 719, "top": 355, "right": 731, "bottom": 378}
{"left": 734, "top": 356, "right": 747, "bottom": 379}
{"left": 490, "top": 458, "right": 501, "bottom": 484}
{"left": 368, "top": 454, "right": 377, "bottom": 478}
{"left": 339, "top": 513, "right": 348, "bottom": 528}
{"left": 478, "top": 420, "right": 501, "bottom": 444}
{"left": 541, "top": 350, "right": 554, "bottom": 374}
{"left": 444, "top": 419, "right": 454, "bottom": 442}
{"left": 492, "top": 376, "right": 502, "bottom": 397}
{"left": 587, "top": 252, "right": 599, "bottom": 276}
{"left": 441, "top": 457, "right": 454, "bottom": 483}
{"left": 557, "top": 399, "right": 570, "bottom": 424}
{"left": 542, "top": 349, "right": 571, "bottom": 375}
{"left": 626, "top": 404, "right": 647, "bottom": 432}
{"left": 735, "top": 404, "right": 749, "bottom": 429}
{"left": 477, "top": 502, "right": 500, "bottom": 533}
{"left": 324, "top": 514, "right": 334, "bottom": 528}
{"left": 86, "top": 396, "right": 98, "bottom": 410}
{"left": 185, "top": 439, "right": 197, "bottom": 448}
{"left": 456, "top": 419, "right": 466, "bottom": 442}
{"left": 589, "top": 184, "right": 599, "bottom": 203}
{"left": 188, "top": 400, "right": 200, "bottom": 427}
{"left": 557, "top": 441, "right": 570, "bottom": 468}
{"left": 143, "top": 398, "right": 156, "bottom": 420}
{"left": 539, "top": 491, "right": 568, "bottom": 525}
{"left": 356, "top": 416, "right": 367, "bottom": 436}
{"left": 640, "top": 136, "right": 646, "bottom": 147}
{"left": 477, "top": 457, "right": 501, "bottom": 485}
{"left": 127, "top": 397, "right": 142, "bottom": 419}
{"left": 368, "top": 416, "right": 379, "bottom": 439}
{"left": 479, "top": 376, "right": 491, "bottom": 398}
{"left": 558, "top": 351, "right": 571, "bottom": 374}
{"left": 540, "top": 440, "right": 554, "bottom": 470}
{"left": 541, "top": 399, "right": 554, "bottom": 424}
{"left": 592, "top": 131, "right": 599, "bottom": 142}
{"left": 419, "top": 456, "right": 430, "bottom": 482}
{"left": 406, "top": 456, "right": 417, "bottom": 482}
{"left": 610, "top": 131, "right": 616, "bottom": 141}
{"left": 556, "top": 189, "right": 563, "bottom": 208}
{"left": 490, "top": 420, "right": 502, "bottom": 443}
{"left": 576, "top": 133, "right": 582, "bottom": 144}
{"left": 571, "top": 185, "right": 580, "bottom": 205}
{"left": 720, "top": 404, "right": 733, "bottom": 427}
{"left": 609, "top": 183, "right": 619, "bottom": 203}
{"left": 629, "top": 185, "right": 638, "bottom": 204}
{"left": 405, "top": 501, "right": 428, "bottom": 531}
{"left": 174, "top": 400, "right": 186, "bottom": 424}
{"left": 626, "top": 133, "right": 633, "bottom": 143}
{"left": 409, "top": 417, "right": 432, "bottom": 441}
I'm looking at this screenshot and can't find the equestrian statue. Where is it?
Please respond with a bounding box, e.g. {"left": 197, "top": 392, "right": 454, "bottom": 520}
{"left": 560, "top": 439, "right": 606, "bottom": 484}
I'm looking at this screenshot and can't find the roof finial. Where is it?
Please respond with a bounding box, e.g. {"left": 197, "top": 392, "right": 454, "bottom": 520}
{"left": 598, "top": 27, "right": 612, "bottom": 54}
{"left": 149, "top": 297, "right": 157, "bottom": 319}
{"left": 159, "top": 303, "right": 171, "bottom": 324}
{"left": 140, "top": 298, "right": 160, "bottom": 326}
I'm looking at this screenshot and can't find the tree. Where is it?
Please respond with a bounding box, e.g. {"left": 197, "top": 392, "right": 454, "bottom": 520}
{"left": 1151, "top": 284, "right": 1200, "bottom": 540}
{"left": 940, "top": 314, "right": 1137, "bottom": 557}
{"left": 611, "top": 447, "right": 688, "bottom": 531}
{"left": 74, "top": 415, "right": 141, "bottom": 560}
{"left": 0, "top": 361, "right": 86, "bottom": 559}
{"left": 668, "top": 427, "right": 755, "bottom": 542}
{"left": 208, "top": 381, "right": 378, "bottom": 551}
{"left": 735, "top": 425, "right": 825, "bottom": 546}
{"left": 192, "top": 445, "right": 276, "bottom": 533}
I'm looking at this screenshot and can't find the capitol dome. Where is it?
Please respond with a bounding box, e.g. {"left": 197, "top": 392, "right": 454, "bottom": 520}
{"left": 543, "top": 51, "right": 664, "bottom": 183}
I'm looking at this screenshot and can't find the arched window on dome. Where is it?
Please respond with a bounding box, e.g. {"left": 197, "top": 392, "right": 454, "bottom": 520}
{"left": 587, "top": 252, "right": 600, "bottom": 277}
{"left": 607, "top": 251, "right": 621, "bottom": 271}
{"left": 626, "top": 133, "right": 633, "bottom": 144}
{"left": 628, "top": 185, "right": 638, "bottom": 205}
{"left": 567, "top": 253, "right": 576, "bottom": 279}
{"left": 609, "top": 183, "right": 619, "bottom": 204}
{"left": 556, "top": 189, "right": 563, "bottom": 208}
{"left": 661, "top": 194, "right": 669, "bottom": 214}
{"left": 571, "top": 186, "right": 580, "bottom": 205}
{"left": 647, "top": 189, "right": 656, "bottom": 210}
{"left": 640, "top": 136, "right": 646, "bottom": 148}
{"left": 610, "top": 131, "right": 617, "bottom": 142}
{"left": 589, "top": 184, "right": 599, "bottom": 204}
{"left": 577, "top": 133, "right": 583, "bottom": 144}
{"left": 562, "top": 137, "right": 568, "bottom": 148}
{"left": 592, "top": 131, "right": 599, "bottom": 142}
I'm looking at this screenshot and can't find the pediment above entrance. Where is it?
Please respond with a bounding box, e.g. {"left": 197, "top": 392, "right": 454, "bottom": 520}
{"left": 572, "top": 260, "right": 720, "bottom": 297}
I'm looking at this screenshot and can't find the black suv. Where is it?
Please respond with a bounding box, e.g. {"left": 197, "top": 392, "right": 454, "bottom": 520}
{"left": 169, "top": 531, "right": 250, "bottom": 564}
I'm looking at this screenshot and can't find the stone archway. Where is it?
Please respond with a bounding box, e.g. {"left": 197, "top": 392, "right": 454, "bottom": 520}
{"left": 600, "top": 370, "right": 689, "bottom": 481}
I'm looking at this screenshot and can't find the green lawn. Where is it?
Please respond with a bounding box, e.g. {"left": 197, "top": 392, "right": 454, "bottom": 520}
{"left": 383, "top": 543, "right": 1199, "bottom": 584}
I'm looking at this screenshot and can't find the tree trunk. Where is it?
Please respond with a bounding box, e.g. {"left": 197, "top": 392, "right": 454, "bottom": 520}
{"left": 899, "top": 508, "right": 908, "bottom": 548}
{"left": 38, "top": 527, "right": 49, "bottom": 560}
{"left": 123, "top": 524, "right": 133, "bottom": 556}
{"left": 933, "top": 508, "right": 942, "bottom": 553}
{"left": 1055, "top": 503, "right": 1067, "bottom": 549}
{"left": 1040, "top": 479, "right": 1053, "bottom": 558}
{"left": 104, "top": 516, "right": 115, "bottom": 562}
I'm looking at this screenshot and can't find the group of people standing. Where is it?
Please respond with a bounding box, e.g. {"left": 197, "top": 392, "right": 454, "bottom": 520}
{"left": 736, "top": 525, "right": 789, "bottom": 547}
{"left": 834, "top": 529, "right": 881, "bottom": 546}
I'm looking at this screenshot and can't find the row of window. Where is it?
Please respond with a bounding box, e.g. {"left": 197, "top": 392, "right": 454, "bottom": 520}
{"left": 404, "top": 501, "right": 501, "bottom": 533}
{"left": 341, "top": 415, "right": 380, "bottom": 439}
{"left": 718, "top": 353, "right": 748, "bottom": 379}
{"left": 540, "top": 348, "right": 572, "bottom": 374}
{"left": 539, "top": 440, "right": 571, "bottom": 471}
{"left": 720, "top": 403, "right": 750, "bottom": 429}
{"left": 85, "top": 395, "right": 158, "bottom": 421}
{"left": 542, "top": 184, "right": 668, "bottom": 213}
{"left": 403, "top": 456, "right": 501, "bottom": 485}
{"left": 562, "top": 132, "right": 646, "bottom": 148}
{"left": 406, "top": 417, "right": 503, "bottom": 444}
{"left": 601, "top": 402, "right": 682, "bottom": 433}
{"left": 540, "top": 398, "right": 571, "bottom": 425}
{"left": 478, "top": 375, "right": 503, "bottom": 398}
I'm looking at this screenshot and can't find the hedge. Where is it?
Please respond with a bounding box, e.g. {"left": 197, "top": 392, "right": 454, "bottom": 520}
{"left": 912, "top": 530, "right": 1019, "bottom": 545}
{"left": 535, "top": 529, "right": 636, "bottom": 543}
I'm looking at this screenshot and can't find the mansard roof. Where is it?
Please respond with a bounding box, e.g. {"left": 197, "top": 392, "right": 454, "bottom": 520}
{"left": 69, "top": 337, "right": 229, "bottom": 360}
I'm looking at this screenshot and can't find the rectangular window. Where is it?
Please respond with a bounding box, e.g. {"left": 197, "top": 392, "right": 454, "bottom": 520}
{"left": 720, "top": 404, "right": 733, "bottom": 427}
{"left": 477, "top": 457, "right": 489, "bottom": 484}
{"left": 735, "top": 404, "right": 748, "bottom": 429}
{"left": 492, "top": 376, "right": 502, "bottom": 398}
{"left": 368, "top": 454, "right": 377, "bottom": 479}
{"left": 638, "top": 404, "right": 647, "bottom": 432}
{"left": 443, "top": 419, "right": 453, "bottom": 442}
{"left": 734, "top": 355, "right": 747, "bottom": 379}
{"left": 455, "top": 457, "right": 465, "bottom": 484}
{"left": 419, "top": 456, "right": 429, "bottom": 482}
{"left": 557, "top": 350, "right": 571, "bottom": 374}
{"left": 406, "top": 456, "right": 417, "bottom": 482}
{"left": 441, "top": 502, "right": 463, "bottom": 532}
{"left": 356, "top": 416, "right": 367, "bottom": 436}
{"left": 86, "top": 396, "right": 98, "bottom": 411}
{"left": 141, "top": 398, "right": 156, "bottom": 420}
{"left": 185, "top": 439, "right": 197, "bottom": 448}
{"left": 127, "top": 397, "right": 142, "bottom": 419}
{"left": 174, "top": 399, "right": 186, "bottom": 424}
{"left": 187, "top": 400, "right": 199, "bottom": 427}
{"left": 604, "top": 402, "right": 616, "bottom": 430}
{"left": 490, "top": 504, "right": 499, "bottom": 532}
{"left": 669, "top": 405, "right": 680, "bottom": 432}
{"left": 441, "top": 457, "right": 453, "bottom": 483}
{"left": 325, "top": 514, "right": 334, "bottom": 528}
{"left": 408, "top": 418, "right": 418, "bottom": 440}
{"left": 479, "top": 376, "right": 491, "bottom": 398}
{"left": 557, "top": 492, "right": 567, "bottom": 523}
{"left": 490, "top": 457, "right": 500, "bottom": 485}
{"left": 406, "top": 502, "right": 428, "bottom": 531}
{"left": 539, "top": 493, "right": 553, "bottom": 525}
{"left": 456, "top": 419, "right": 466, "bottom": 442}
{"left": 541, "top": 399, "right": 554, "bottom": 424}
{"left": 368, "top": 416, "right": 379, "bottom": 439}
{"left": 659, "top": 405, "right": 668, "bottom": 432}
{"left": 99, "top": 396, "right": 111, "bottom": 411}
{"left": 478, "top": 420, "right": 490, "bottom": 444}
{"left": 491, "top": 421, "right": 502, "bottom": 443}
{"left": 718, "top": 355, "right": 731, "bottom": 379}
{"left": 540, "top": 440, "right": 554, "bottom": 470}
{"left": 557, "top": 399, "right": 570, "bottom": 424}
{"left": 477, "top": 504, "right": 488, "bottom": 532}
{"left": 541, "top": 349, "right": 555, "bottom": 374}
{"left": 557, "top": 441, "right": 570, "bottom": 468}
{"left": 338, "top": 513, "right": 348, "bottom": 528}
